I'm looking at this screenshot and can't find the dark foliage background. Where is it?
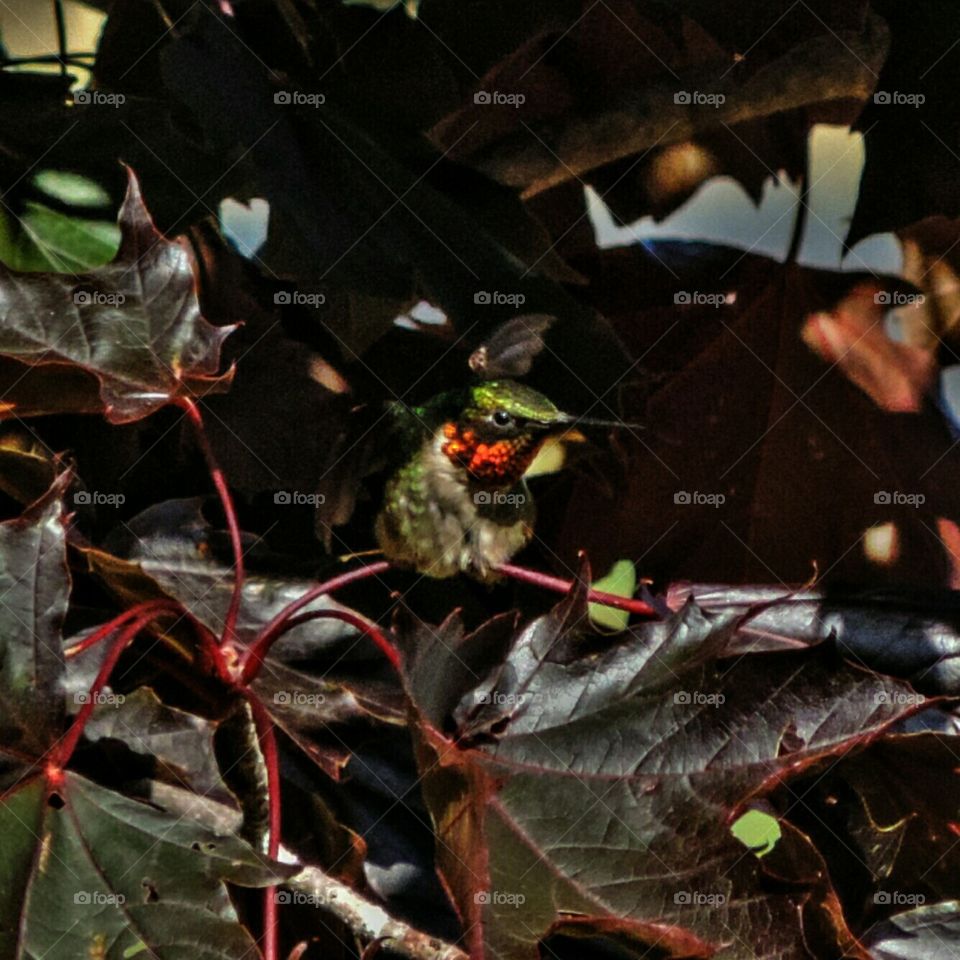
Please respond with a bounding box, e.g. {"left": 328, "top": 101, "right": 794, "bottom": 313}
{"left": 1, "top": 2, "right": 960, "bottom": 958}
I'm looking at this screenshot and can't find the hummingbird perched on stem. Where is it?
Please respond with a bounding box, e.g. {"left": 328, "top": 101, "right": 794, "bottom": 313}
{"left": 374, "top": 379, "right": 637, "bottom": 582}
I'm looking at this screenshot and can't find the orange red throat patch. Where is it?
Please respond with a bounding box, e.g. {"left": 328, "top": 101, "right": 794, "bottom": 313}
{"left": 441, "top": 421, "right": 539, "bottom": 487}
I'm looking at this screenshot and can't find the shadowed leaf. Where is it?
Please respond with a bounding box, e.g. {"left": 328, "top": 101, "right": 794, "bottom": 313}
{"left": 0, "top": 167, "right": 234, "bottom": 423}
{"left": 0, "top": 772, "right": 289, "bottom": 960}
{"left": 398, "top": 582, "right": 930, "bottom": 959}
{"left": 0, "top": 473, "right": 71, "bottom": 758}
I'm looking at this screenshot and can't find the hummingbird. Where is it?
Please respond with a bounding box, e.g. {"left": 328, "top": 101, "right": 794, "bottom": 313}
{"left": 374, "top": 379, "right": 636, "bottom": 582}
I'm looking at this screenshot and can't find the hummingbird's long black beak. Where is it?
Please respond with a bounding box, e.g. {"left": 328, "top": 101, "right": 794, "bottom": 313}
{"left": 555, "top": 412, "right": 645, "bottom": 431}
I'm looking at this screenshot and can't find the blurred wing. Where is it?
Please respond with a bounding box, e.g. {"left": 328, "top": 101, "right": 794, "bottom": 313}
{"left": 313, "top": 401, "right": 429, "bottom": 548}
{"left": 469, "top": 314, "right": 555, "bottom": 378}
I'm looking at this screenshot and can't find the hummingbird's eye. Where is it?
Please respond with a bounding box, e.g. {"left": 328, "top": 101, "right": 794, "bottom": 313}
{"left": 493, "top": 409, "right": 513, "bottom": 427}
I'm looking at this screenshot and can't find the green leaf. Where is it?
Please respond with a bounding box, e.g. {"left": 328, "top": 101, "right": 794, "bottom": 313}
{"left": 32, "top": 171, "right": 113, "bottom": 208}
{"left": 0, "top": 202, "right": 119, "bottom": 272}
{"left": 730, "top": 809, "right": 782, "bottom": 858}
{"left": 0, "top": 772, "right": 289, "bottom": 960}
{"left": 588, "top": 559, "right": 636, "bottom": 631}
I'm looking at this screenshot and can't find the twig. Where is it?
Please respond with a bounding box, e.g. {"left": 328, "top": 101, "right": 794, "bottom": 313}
{"left": 286, "top": 866, "right": 467, "bottom": 960}
{"left": 272, "top": 607, "right": 401, "bottom": 672}
{"left": 52, "top": 0, "right": 68, "bottom": 80}
{"left": 52, "top": 610, "right": 162, "bottom": 770}
{"left": 245, "top": 692, "right": 282, "bottom": 960}
{"left": 2, "top": 54, "right": 96, "bottom": 66}
{"left": 497, "top": 562, "right": 658, "bottom": 618}
{"left": 64, "top": 600, "right": 182, "bottom": 659}
{"left": 241, "top": 561, "right": 391, "bottom": 683}
{"left": 786, "top": 170, "right": 809, "bottom": 266}
{"left": 65, "top": 599, "right": 229, "bottom": 682}
{"left": 178, "top": 397, "right": 245, "bottom": 649}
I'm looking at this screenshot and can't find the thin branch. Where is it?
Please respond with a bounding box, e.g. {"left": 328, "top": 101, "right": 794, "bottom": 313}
{"left": 64, "top": 600, "right": 181, "bottom": 659}
{"left": 286, "top": 866, "right": 467, "bottom": 960}
{"left": 52, "top": 0, "right": 68, "bottom": 80}
{"left": 497, "top": 562, "right": 658, "bottom": 618}
{"left": 245, "top": 692, "right": 282, "bottom": 960}
{"left": 274, "top": 607, "right": 401, "bottom": 672}
{"left": 241, "top": 561, "right": 391, "bottom": 684}
{"left": 2, "top": 53, "right": 96, "bottom": 66}
{"left": 786, "top": 171, "right": 809, "bottom": 266}
{"left": 52, "top": 611, "right": 161, "bottom": 770}
{"left": 178, "top": 397, "right": 245, "bottom": 650}
{"left": 64, "top": 599, "right": 230, "bottom": 683}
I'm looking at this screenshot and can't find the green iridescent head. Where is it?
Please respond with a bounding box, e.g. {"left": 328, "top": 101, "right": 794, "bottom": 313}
{"left": 465, "top": 380, "right": 563, "bottom": 422}
{"left": 461, "top": 380, "right": 566, "bottom": 437}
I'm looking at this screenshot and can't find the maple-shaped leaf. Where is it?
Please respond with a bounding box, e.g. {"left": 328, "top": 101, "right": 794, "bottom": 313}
{"left": 396, "top": 567, "right": 936, "bottom": 959}
{"left": 864, "top": 901, "right": 960, "bottom": 959}
{"left": 428, "top": 2, "right": 884, "bottom": 196}
{"left": 0, "top": 771, "right": 289, "bottom": 960}
{"left": 0, "top": 166, "right": 234, "bottom": 423}
{"left": 0, "top": 472, "right": 71, "bottom": 759}
{"left": 90, "top": 498, "right": 404, "bottom": 777}
{"left": 666, "top": 583, "right": 960, "bottom": 694}
{"left": 779, "top": 732, "right": 960, "bottom": 933}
